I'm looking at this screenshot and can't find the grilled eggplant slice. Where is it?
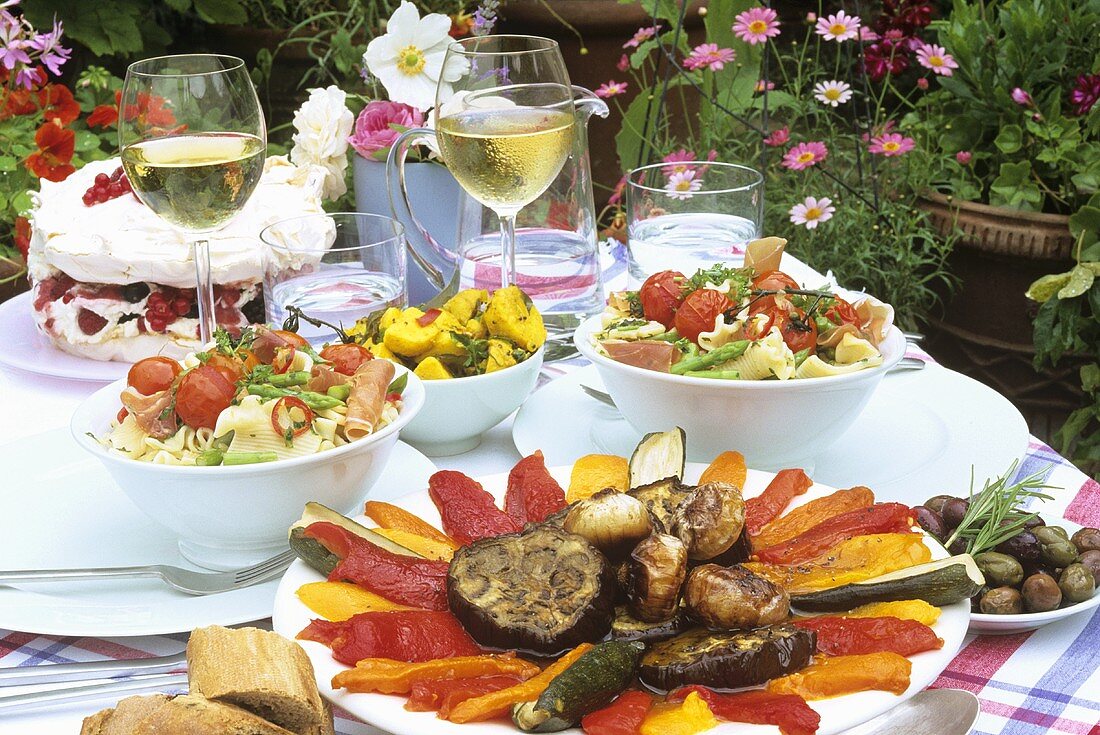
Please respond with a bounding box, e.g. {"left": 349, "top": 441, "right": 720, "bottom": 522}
{"left": 628, "top": 478, "right": 693, "bottom": 533}
{"left": 672, "top": 482, "right": 746, "bottom": 560}
{"left": 639, "top": 624, "right": 816, "bottom": 691}
{"left": 564, "top": 489, "right": 653, "bottom": 560}
{"left": 610, "top": 605, "right": 687, "bottom": 643}
{"left": 683, "top": 564, "right": 790, "bottom": 629}
{"left": 447, "top": 525, "right": 616, "bottom": 655}
{"left": 629, "top": 428, "right": 686, "bottom": 489}
{"left": 628, "top": 533, "right": 688, "bottom": 622}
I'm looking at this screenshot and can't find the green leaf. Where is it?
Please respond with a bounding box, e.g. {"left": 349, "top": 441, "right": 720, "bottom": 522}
{"left": 1026, "top": 272, "right": 1072, "bottom": 302}
{"left": 989, "top": 161, "right": 1043, "bottom": 211}
{"left": 193, "top": 0, "right": 247, "bottom": 24}
{"left": 73, "top": 130, "right": 101, "bottom": 153}
{"left": 1057, "top": 265, "right": 1095, "bottom": 300}
{"left": 162, "top": 0, "right": 191, "bottom": 11}
{"left": 1081, "top": 364, "right": 1100, "bottom": 393}
{"left": 0, "top": 156, "right": 16, "bottom": 172}
{"left": 1069, "top": 205, "right": 1100, "bottom": 240}
{"left": 619, "top": 0, "right": 681, "bottom": 23}
{"left": 615, "top": 87, "right": 658, "bottom": 173}
{"left": 994, "top": 124, "right": 1023, "bottom": 154}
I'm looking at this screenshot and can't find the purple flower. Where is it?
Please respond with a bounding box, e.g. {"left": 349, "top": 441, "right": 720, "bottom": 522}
{"left": 348, "top": 100, "right": 425, "bottom": 158}
{"left": 1011, "top": 87, "right": 1033, "bottom": 107}
{"left": 1069, "top": 74, "right": 1100, "bottom": 117}
{"left": 0, "top": 14, "right": 30, "bottom": 71}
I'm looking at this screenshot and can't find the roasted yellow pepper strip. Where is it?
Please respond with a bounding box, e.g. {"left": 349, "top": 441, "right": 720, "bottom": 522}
{"left": 296, "top": 581, "right": 410, "bottom": 621}
{"left": 766, "top": 652, "right": 912, "bottom": 700}
{"left": 843, "top": 599, "right": 941, "bottom": 626}
{"left": 331, "top": 653, "right": 540, "bottom": 695}
{"left": 639, "top": 691, "right": 718, "bottom": 735}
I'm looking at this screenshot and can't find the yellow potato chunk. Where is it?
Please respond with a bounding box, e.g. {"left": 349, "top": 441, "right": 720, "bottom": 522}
{"left": 378, "top": 306, "right": 404, "bottom": 330}
{"left": 383, "top": 308, "right": 438, "bottom": 357}
{"left": 466, "top": 317, "right": 488, "bottom": 339}
{"left": 442, "top": 289, "right": 489, "bottom": 323}
{"left": 363, "top": 339, "right": 399, "bottom": 361}
{"left": 426, "top": 331, "right": 467, "bottom": 359}
{"left": 485, "top": 338, "right": 518, "bottom": 373}
{"left": 414, "top": 356, "right": 453, "bottom": 380}
{"left": 483, "top": 285, "right": 547, "bottom": 353}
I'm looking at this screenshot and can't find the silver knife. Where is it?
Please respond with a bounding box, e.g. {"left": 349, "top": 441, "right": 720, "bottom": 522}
{"left": 0, "top": 672, "right": 188, "bottom": 713}
{"left": 0, "top": 652, "right": 186, "bottom": 687}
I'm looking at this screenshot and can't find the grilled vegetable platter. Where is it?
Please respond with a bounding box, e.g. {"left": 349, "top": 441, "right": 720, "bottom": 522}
{"left": 272, "top": 429, "right": 973, "bottom": 735}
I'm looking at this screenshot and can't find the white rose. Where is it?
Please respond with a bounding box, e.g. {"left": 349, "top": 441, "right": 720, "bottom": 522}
{"left": 290, "top": 86, "right": 354, "bottom": 199}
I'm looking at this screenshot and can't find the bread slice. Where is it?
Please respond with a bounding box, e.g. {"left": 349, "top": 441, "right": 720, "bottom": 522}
{"left": 132, "top": 694, "right": 296, "bottom": 735}
{"left": 81, "top": 694, "right": 171, "bottom": 735}
{"left": 303, "top": 701, "right": 335, "bottom": 735}
{"left": 187, "top": 626, "right": 324, "bottom": 734}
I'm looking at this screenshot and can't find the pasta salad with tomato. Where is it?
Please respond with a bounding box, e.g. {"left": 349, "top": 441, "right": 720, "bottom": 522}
{"left": 100, "top": 326, "right": 405, "bottom": 466}
{"left": 594, "top": 264, "right": 894, "bottom": 380}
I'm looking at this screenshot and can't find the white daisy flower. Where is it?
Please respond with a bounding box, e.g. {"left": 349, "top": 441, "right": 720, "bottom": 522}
{"left": 665, "top": 170, "right": 704, "bottom": 200}
{"left": 788, "top": 196, "right": 835, "bottom": 229}
{"left": 813, "top": 80, "right": 852, "bottom": 107}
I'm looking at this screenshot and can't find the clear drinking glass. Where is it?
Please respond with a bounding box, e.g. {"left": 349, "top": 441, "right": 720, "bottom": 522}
{"left": 626, "top": 162, "right": 764, "bottom": 283}
{"left": 261, "top": 213, "right": 408, "bottom": 343}
{"left": 119, "top": 54, "right": 266, "bottom": 345}
{"left": 433, "top": 35, "right": 576, "bottom": 288}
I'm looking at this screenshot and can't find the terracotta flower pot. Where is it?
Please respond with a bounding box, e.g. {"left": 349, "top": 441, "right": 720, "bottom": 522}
{"left": 920, "top": 191, "right": 1074, "bottom": 261}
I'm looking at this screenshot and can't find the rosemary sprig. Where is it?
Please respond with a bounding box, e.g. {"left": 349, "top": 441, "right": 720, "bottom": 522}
{"left": 943, "top": 461, "right": 1057, "bottom": 556}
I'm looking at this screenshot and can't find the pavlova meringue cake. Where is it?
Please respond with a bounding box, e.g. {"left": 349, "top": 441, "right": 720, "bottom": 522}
{"left": 27, "top": 156, "right": 329, "bottom": 362}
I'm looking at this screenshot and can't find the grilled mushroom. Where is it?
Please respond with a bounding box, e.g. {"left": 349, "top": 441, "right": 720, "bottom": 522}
{"left": 628, "top": 533, "right": 688, "bottom": 622}
{"left": 564, "top": 489, "right": 654, "bottom": 559}
{"left": 672, "top": 482, "right": 745, "bottom": 561}
{"left": 683, "top": 564, "right": 789, "bottom": 630}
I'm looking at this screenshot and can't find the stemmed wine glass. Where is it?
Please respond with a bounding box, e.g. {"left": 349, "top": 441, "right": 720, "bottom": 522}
{"left": 119, "top": 54, "right": 267, "bottom": 344}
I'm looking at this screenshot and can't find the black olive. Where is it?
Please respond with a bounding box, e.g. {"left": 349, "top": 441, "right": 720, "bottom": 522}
{"left": 1076, "top": 550, "right": 1100, "bottom": 585}
{"left": 1023, "top": 515, "right": 1046, "bottom": 529}
{"left": 941, "top": 498, "right": 970, "bottom": 528}
{"left": 948, "top": 537, "right": 969, "bottom": 556}
{"left": 1021, "top": 572, "right": 1062, "bottom": 612}
{"left": 913, "top": 506, "right": 948, "bottom": 541}
{"left": 1071, "top": 528, "right": 1100, "bottom": 554}
{"left": 996, "top": 530, "right": 1041, "bottom": 564}
{"left": 122, "top": 282, "right": 151, "bottom": 303}
{"left": 924, "top": 495, "right": 955, "bottom": 515}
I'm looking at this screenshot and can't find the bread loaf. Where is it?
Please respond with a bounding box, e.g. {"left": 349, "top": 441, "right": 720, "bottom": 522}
{"left": 80, "top": 694, "right": 171, "bottom": 735}
{"left": 131, "top": 694, "right": 296, "bottom": 735}
{"left": 187, "top": 626, "right": 324, "bottom": 734}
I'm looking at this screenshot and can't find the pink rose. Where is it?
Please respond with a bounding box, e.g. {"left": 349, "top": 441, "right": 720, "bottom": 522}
{"left": 348, "top": 101, "right": 424, "bottom": 158}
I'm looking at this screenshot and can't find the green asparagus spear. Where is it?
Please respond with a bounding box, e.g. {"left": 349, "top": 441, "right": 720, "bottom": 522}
{"left": 683, "top": 369, "right": 742, "bottom": 379}
{"left": 266, "top": 370, "right": 311, "bottom": 387}
{"left": 246, "top": 385, "right": 344, "bottom": 410}
{"left": 222, "top": 451, "right": 279, "bottom": 465}
{"left": 195, "top": 449, "right": 225, "bottom": 466}
{"left": 327, "top": 384, "right": 352, "bottom": 401}
{"left": 670, "top": 340, "right": 750, "bottom": 375}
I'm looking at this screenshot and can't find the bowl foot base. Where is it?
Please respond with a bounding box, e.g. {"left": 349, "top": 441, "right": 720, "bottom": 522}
{"left": 407, "top": 435, "right": 483, "bottom": 457}
{"left": 179, "top": 538, "right": 289, "bottom": 572}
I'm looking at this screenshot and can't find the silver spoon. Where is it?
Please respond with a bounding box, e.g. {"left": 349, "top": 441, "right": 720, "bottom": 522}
{"left": 841, "top": 689, "right": 980, "bottom": 735}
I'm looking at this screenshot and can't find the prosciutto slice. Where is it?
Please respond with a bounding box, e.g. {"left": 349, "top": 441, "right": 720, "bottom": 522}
{"left": 745, "top": 236, "right": 788, "bottom": 274}
{"left": 601, "top": 339, "right": 680, "bottom": 372}
{"left": 307, "top": 364, "right": 351, "bottom": 393}
{"left": 119, "top": 386, "right": 178, "bottom": 440}
{"left": 250, "top": 325, "right": 299, "bottom": 363}
{"left": 345, "top": 359, "right": 396, "bottom": 440}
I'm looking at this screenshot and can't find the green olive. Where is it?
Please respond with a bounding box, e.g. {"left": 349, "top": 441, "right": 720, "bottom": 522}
{"left": 1071, "top": 527, "right": 1100, "bottom": 554}
{"left": 1059, "top": 563, "right": 1097, "bottom": 604}
{"left": 974, "top": 551, "right": 1025, "bottom": 587}
{"left": 1041, "top": 540, "right": 1080, "bottom": 568}
{"left": 1033, "top": 526, "right": 1070, "bottom": 545}
{"left": 1022, "top": 572, "right": 1062, "bottom": 612}
{"left": 979, "top": 586, "right": 1023, "bottom": 615}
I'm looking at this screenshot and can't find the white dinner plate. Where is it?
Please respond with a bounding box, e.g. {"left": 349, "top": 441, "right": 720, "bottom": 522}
{"left": 513, "top": 363, "right": 1030, "bottom": 505}
{"left": 0, "top": 429, "right": 436, "bottom": 637}
{"left": 0, "top": 291, "right": 130, "bottom": 382}
{"left": 273, "top": 463, "right": 970, "bottom": 735}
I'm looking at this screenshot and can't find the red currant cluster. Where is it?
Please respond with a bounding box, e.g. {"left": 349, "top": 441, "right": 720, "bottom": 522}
{"left": 145, "top": 289, "right": 193, "bottom": 333}
{"left": 82, "top": 167, "right": 133, "bottom": 206}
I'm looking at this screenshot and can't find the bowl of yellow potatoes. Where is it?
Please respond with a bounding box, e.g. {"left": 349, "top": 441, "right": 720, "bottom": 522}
{"left": 348, "top": 285, "right": 546, "bottom": 456}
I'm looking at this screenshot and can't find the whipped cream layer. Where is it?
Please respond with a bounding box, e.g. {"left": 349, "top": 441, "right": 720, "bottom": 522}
{"left": 27, "top": 156, "right": 332, "bottom": 288}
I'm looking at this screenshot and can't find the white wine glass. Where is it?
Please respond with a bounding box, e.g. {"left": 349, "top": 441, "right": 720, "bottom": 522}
{"left": 119, "top": 54, "right": 267, "bottom": 344}
{"left": 434, "top": 36, "right": 575, "bottom": 288}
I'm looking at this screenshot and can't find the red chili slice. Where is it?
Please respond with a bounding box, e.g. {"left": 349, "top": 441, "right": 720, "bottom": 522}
{"left": 272, "top": 346, "right": 296, "bottom": 374}
{"left": 417, "top": 308, "right": 443, "bottom": 327}
{"left": 271, "top": 396, "right": 313, "bottom": 440}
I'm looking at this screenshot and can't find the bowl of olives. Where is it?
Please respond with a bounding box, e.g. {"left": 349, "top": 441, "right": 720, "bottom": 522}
{"left": 915, "top": 493, "right": 1100, "bottom": 634}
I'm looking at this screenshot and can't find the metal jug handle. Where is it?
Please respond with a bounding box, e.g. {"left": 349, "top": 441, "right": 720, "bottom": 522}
{"left": 386, "top": 127, "right": 452, "bottom": 292}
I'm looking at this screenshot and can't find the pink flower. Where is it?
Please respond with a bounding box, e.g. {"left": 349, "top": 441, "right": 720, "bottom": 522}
{"left": 916, "top": 77, "right": 929, "bottom": 90}
{"left": 764, "top": 126, "right": 790, "bottom": 147}
{"left": 782, "top": 141, "right": 828, "bottom": 170}
{"left": 1069, "top": 74, "right": 1100, "bottom": 116}
{"left": 684, "top": 43, "right": 735, "bottom": 71}
{"left": 816, "top": 11, "right": 861, "bottom": 42}
{"left": 1011, "top": 87, "right": 1033, "bottom": 106}
{"left": 624, "top": 25, "right": 658, "bottom": 49}
{"left": 733, "top": 7, "right": 781, "bottom": 45}
{"left": 789, "top": 196, "right": 835, "bottom": 229}
{"left": 608, "top": 174, "right": 628, "bottom": 206}
{"left": 665, "top": 170, "right": 703, "bottom": 200}
{"left": 956, "top": 150, "right": 972, "bottom": 165}
{"left": 348, "top": 100, "right": 424, "bottom": 158}
{"left": 661, "top": 148, "right": 697, "bottom": 176}
{"left": 869, "top": 132, "right": 915, "bottom": 157}
{"left": 755, "top": 79, "right": 776, "bottom": 93}
{"left": 915, "top": 43, "right": 958, "bottom": 76}
{"left": 595, "top": 80, "right": 628, "bottom": 98}
{"left": 617, "top": 54, "right": 630, "bottom": 72}
{"left": 859, "top": 26, "right": 879, "bottom": 41}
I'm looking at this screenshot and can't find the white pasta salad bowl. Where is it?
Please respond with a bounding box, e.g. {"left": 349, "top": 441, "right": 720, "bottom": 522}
{"left": 71, "top": 334, "right": 425, "bottom": 570}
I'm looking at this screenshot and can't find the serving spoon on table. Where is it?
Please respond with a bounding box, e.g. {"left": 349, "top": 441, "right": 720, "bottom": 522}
{"left": 840, "top": 689, "right": 980, "bottom": 735}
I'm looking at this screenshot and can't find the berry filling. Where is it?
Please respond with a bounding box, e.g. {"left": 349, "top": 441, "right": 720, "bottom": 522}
{"left": 82, "top": 166, "right": 135, "bottom": 207}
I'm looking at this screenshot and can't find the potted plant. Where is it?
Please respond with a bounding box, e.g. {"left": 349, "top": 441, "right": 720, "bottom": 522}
{"left": 903, "top": 0, "right": 1100, "bottom": 431}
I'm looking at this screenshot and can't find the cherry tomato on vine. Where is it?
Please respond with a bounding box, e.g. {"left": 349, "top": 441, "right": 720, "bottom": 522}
{"left": 674, "top": 288, "right": 734, "bottom": 344}
{"left": 783, "top": 315, "right": 819, "bottom": 354}
{"left": 639, "top": 270, "right": 685, "bottom": 327}
{"left": 825, "top": 296, "right": 861, "bottom": 327}
{"left": 175, "top": 365, "right": 236, "bottom": 430}
{"left": 750, "top": 270, "right": 801, "bottom": 315}
{"left": 320, "top": 343, "right": 374, "bottom": 376}
{"left": 271, "top": 329, "right": 308, "bottom": 348}
{"left": 206, "top": 352, "right": 246, "bottom": 385}
{"left": 127, "top": 356, "right": 182, "bottom": 395}
{"left": 270, "top": 396, "right": 314, "bottom": 440}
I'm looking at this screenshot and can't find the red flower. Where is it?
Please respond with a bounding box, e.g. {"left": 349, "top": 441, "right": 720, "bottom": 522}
{"left": 25, "top": 121, "right": 75, "bottom": 182}
{"left": 13, "top": 216, "right": 31, "bottom": 261}
{"left": 1, "top": 89, "right": 37, "bottom": 119}
{"left": 87, "top": 90, "right": 178, "bottom": 131}
{"left": 38, "top": 84, "right": 80, "bottom": 126}
{"left": 86, "top": 102, "right": 118, "bottom": 128}
{"left": 864, "top": 39, "right": 909, "bottom": 81}
{"left": 1069, "top": 73, "right": 1100, "bottom": 117}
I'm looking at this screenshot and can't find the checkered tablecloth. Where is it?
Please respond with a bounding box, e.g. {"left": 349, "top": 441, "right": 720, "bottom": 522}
{"left": 1, "top": 245, "right": 1098, "bottom": 735}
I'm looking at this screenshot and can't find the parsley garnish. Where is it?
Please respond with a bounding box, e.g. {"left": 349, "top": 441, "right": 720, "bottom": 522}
{"left": 683, "top": 265, "right": 753, "bottom": 299}
{"left": 454, "top": 333, "right": 490, "bottom": 372}
{"left": 625, "top": 291, "right": 645, "bottom": 318}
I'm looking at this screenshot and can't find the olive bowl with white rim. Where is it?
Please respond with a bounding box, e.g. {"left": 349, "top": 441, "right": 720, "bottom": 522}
{"left": 969, "top": 517, "right": 1100, "bottom": 635}
{"left": 70, "top": 364, "right": 425, "bottom": 571}
{"left": 573, "top": 315, "right": 907, "bottom": 470}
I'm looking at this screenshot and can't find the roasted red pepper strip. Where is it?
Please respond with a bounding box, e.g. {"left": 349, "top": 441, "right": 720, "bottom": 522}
{"left": 406, "top": 675, "right": 526, "bottom": 717}
{"left": 504, "top": 450, "right": 567, "bottom": 526}
{"left": 417, "top": 308, "right": 443, "bottom": 327}
{"left": 298, "top": 610, "right": 481, "bottom": 665}
{"left": 304, "top": 522, "right": 449, "bottom": 610}
{"left": 745, "top": 469, "right": 812, "bottom": 536}
{"left": 753, "top": 502, "right": 914, "bottom": 565}
{"left": 669, "top": 686, "right": 820, "bottom": 735}
{"left": 581, "top": 690, "right": 654, "bottom": 735}
{"left": 793, "top": 615, "right": 943, "bottom": 657}
{"left": 428, "top": 470, "right": 520, "bottom": 545}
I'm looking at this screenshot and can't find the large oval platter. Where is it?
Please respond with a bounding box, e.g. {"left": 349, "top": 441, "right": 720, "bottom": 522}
{"left": 273, "top": 463, "right": 970, "bottom": 735}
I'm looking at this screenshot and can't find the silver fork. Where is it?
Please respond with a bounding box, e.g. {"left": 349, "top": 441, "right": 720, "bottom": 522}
{"left": 0, "top": 548, "right": 296, "bottom": 596}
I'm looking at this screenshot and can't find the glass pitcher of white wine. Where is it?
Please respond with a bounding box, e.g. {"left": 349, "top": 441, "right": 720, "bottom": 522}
{"left": 388, "top": 85, "right": 608, "bottom": 317}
